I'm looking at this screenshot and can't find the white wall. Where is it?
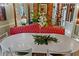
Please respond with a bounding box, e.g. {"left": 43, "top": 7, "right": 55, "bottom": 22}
{"left": 0, "top": 4, "right": 15, "bottom": 35}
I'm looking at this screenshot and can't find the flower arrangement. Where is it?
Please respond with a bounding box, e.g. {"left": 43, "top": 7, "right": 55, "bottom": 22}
{"left": 32, "top": 35, "right": 58, "bottom": 45}
{"left": 31, "top": 11, "right": 48, "bottom": 27}
{"left": 31, "top": 12, "right": 40, "bottom": 23}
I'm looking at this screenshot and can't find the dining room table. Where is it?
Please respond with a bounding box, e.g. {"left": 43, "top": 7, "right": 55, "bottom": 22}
{"left": 0, "top": 33, "right": 79, "bottom": 55}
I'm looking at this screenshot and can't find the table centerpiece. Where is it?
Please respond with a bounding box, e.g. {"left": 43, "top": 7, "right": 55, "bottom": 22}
{"left": 32, "top": 35, "right": 58, "bottom": 45}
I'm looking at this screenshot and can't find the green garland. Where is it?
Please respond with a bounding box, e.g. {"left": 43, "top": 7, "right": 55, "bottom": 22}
{"left": 32, "top": 35, "right": 58, "bottom": 45}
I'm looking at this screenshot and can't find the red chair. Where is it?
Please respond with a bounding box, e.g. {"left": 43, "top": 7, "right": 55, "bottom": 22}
{"left": 40, "top": 25, "right": 53, "bottom": 33}
{"left": 10, "top": 26, "right": 30, "bottom": 35}
{"left": 52, "top": 26, "right": 65, "bottom": 35}
{"left": 9, "top": 23, "right": 65, "bottom": 35}
{"left": 40, "top": 25, "right": 65, "bottom": 35}
{"left": 29, "top": 23, "right": 41, "bottom": 33}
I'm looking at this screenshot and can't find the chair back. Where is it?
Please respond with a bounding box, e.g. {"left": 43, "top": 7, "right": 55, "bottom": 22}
{"left": 0, "top": 45, "right": 10, "bottom": 56}
{"left": 47, "top": 49, "right": 72, "bottom": 56}
{"left": 0, "top": 32, "right": 9, "bottom": 56}
{"left": 0, "top": 32, "right": 8, "bottom": 42}
{"left": 0, "top": 45, "right": 2, "bottom": 56}
{"left": 6, "top": 48, "right": 32, "bottom": 56}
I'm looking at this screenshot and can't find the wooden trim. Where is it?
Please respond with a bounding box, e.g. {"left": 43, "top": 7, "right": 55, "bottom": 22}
{"left": 56, "top": 3, "right": 62, "bottom": 25}
{"left": 76, "top": 10, "right": 79, "bottom": 24}
{"left": 33, "top": 3, "right": 53, "bottom": 25}
{"left": 47, "top": 3, "right": 53, "bottom": 25}
{"left": 13, "top": 3, "right": 17, "bottom": 26}
{"left": 65, "top": 4, "right": 69, "bottom": 22}
{"left": 33, "top": 3, "right": 39, "bottom": 18}
{"left": 28, "top": 3, "right": 31, "bottom": 24}
{"left": 66, "top": 4, "right": 75, "bottom": 22}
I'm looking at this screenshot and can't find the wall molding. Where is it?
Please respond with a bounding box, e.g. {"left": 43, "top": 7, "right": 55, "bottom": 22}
{"left": 0, "top": 22, "right": 15, "bottom": 29}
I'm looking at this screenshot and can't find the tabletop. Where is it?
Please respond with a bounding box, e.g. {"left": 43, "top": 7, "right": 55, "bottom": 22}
{"left": 1, "top": 33, "right": 79, "bottom": 53}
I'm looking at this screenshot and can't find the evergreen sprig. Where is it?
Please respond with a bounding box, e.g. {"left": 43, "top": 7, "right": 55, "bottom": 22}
{"left": 32, "top": 35, "right": 58, "bottom": 45}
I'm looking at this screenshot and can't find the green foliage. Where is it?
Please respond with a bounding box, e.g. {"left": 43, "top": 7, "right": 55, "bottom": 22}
{"left": 32, "top": 35, "right": 58, "bottom": 45}
{"left": 31, "top": 12, "right": 41, "bottom": 23}
{"left": 32, "top": 18, "right": 39, "bottom": 22}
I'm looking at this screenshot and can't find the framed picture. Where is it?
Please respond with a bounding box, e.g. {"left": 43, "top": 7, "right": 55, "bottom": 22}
{"left": 0, "top": 6, "right": 6, "bottom": 21}
{"left": 39, "top": 4, "right": 47, "bottom": 14}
